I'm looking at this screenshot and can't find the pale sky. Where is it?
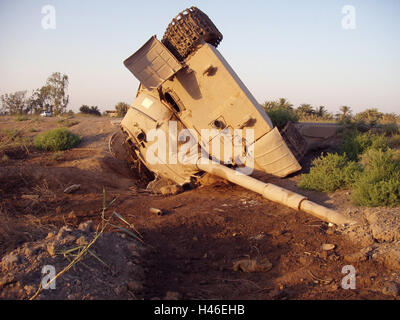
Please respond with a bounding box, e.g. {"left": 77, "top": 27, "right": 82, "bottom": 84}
{"left": 0, "top": 0, "right": 399, "bottom": 114}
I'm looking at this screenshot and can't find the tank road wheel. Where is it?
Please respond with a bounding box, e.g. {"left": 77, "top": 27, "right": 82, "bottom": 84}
{"left": 162, "top": 6, "right": 223, "bottom": 61}
{"left": 108, "top": 131, "right": 132, "bottom": 162}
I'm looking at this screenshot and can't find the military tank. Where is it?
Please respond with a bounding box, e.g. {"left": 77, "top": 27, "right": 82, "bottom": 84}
{"left": 110, "top": 7, "right": 353, "bottom": 226}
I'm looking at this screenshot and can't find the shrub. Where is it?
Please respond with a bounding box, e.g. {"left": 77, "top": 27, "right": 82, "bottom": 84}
{"left": 79, "top": 105, "right": 101, "bottom": 116}
{"left": 14, "top": 115, "right": 29, "bottom": 122}
{"left": 389, "top": 134, "right": 400, "bottom": 148}
{"left": 33, "top": 128, "right": 81, "bottom": 151}
{"left": 298, "top": 153, "right": 362, "bottom": 192}
{"left": 265, "top": 106, "right": 299, "bottom": 129}
{"left": 115, "top": 102, "right": 130, "bottom": 117}
{"left": 0, "top": 129, "right": 32, "bottom": 156}
{"left": 50, "top": 151, "right": 65, "bottom": 161}
{"left": 352, "top": 149, "right": 400, "bottom": 207}
{"left": 57, "top": 118, "right": 79, "bottom": 127}
{"left": 339, "top": 132, "right": 389, "bottom": 161}
{"left": 373, "top": 123, "right": 399, "bottom": 136}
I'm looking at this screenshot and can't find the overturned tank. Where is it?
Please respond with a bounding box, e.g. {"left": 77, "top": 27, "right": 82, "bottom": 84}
{"left": 111, "top": 7, "right": 353, "bottom": 226}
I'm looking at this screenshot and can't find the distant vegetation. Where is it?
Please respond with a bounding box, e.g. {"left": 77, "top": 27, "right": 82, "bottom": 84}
{"left": 79, "top": 105, "right": 101, "bottom": 116}
{"left": 262, "top": 98, "right": 400, "bottom": 129}
{"left": 1, "top": 72, "right": 69, "bottom": 116}
{"left": 115, "top": 102, "right": 130, "bottom": 117}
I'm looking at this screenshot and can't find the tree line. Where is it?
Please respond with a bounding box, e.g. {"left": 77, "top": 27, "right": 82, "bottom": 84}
{"left": 1, "top": 72, "right": 131, "bottom": 118}
{"left": 0, "top": 72, "right": 69, "bottom": 116}
{"left": 262, "top": 98, "right": 399, "bottom": 127}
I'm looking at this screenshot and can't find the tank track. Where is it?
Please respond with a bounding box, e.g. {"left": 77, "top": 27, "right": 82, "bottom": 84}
{"left": 162, "top": 6, "right": 223, "bottom": 61}
{"left": 280, "top": 122, "right": 308, "bottom": 161}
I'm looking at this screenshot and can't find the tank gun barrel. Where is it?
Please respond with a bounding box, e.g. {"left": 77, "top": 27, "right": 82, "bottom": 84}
{"left": 197, "top": 158, "right": 356, "bottom": 226}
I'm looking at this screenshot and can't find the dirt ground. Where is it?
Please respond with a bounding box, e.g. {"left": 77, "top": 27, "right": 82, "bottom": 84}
{"left": 1, "top": 115, "right": 399, "bottom": 300}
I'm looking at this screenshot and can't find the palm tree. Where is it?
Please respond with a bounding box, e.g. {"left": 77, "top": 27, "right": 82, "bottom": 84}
{"left": 276, "top": 98, "right": 293, "bottom": 110}
{"left": 339, "top": 106, "right": 352, "bottom": 118}
{"left": 262, "top": 98, "right": 293, "bottom": 111}
{"left": 297, "top": 104, "right": 314, "bottom": 116}
{"left": 316, "top": 106, "right": 325, "bottom": 117}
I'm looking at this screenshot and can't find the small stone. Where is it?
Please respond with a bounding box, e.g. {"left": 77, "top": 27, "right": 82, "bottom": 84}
{"left": 164, "top": 291, "right": 181, "bottom": 300}
{"left": 344, "top": 251, "right": 367, "bottom": 263}
{"left": 62, "top": 235, "right": 77, "bottom": 244}
{"left": 76, "top": 236, "right": 88, "bottom": 246}
{"left": 159, "top": 185, "right": 183, "bottom": 196}
{"left": 114, "top": 284, "right": 128, "bottom": 296}
{"left": 381, "top": 281, "right": 399, "bottom": 297}
{"left": 24, "top": 285, "right": 36, "bottom": 296}
{"left": 330, "top": 284, "right": 339, "bottom": 291}
{"left": 126, "top": 243, "right": 139, "bottom": 257}
{"left": 47, "top": 243, "right": 57, "bottom": 257}
{"left": 233, "top": 257, "right": 272, "bottom": 273}
{"left": 23, "top": 247, "right": 34, "bottom": 258}
{"left": 127, "top": 281, "right": 143, "bottom": 293}
{"left": 64, "top": 184, "right": 81, "bottom": 194}
{"left": 1, "top": 254, "right": 20, "bottom": 268}
{"left": 68, "top": 211, "right": 76, "bottom": 219}
{"left": 299, "top": 255, "right": 315, "bottom": 266}
{"left": 56, "top": 226, "right": 72, "bottom": 240}
{"left": 322, "top": 244, "right": 335, "bottom": 251}
{"left": 46, "top": 232, "right": 55, "bottom": 239}
{"left": 249, "top": 234, "right": 265, "bottom": 241}
{"left": 78, "top": 221, "right": 94, "bottom": 233}
{"left": 268, "top": 288, "right": 283, "bottom": 299}
{"left": 320, "top": 251, "right": 328, "bottom": 259}
{"left": 21, "top": 195, "right": 39, "bottom": 200}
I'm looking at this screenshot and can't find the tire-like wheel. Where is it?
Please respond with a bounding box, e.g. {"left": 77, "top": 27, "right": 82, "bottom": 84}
{"left": 162, "top": 7, "right": 223, "bottom": 61}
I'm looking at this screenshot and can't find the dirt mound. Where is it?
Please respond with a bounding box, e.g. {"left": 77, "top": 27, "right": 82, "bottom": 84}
{"left": 0, "top": 221, "right": 147, "bottom": 300}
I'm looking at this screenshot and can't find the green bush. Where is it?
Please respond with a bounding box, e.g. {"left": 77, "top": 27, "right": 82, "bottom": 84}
{"left": 298, "top": 153, "right": 362, "bottom": 192}
{"left": 339, "top": 132, "right": 388, "bottom": 161}
{"left": 33, "top": 128, "right": 81, "bottom": 151}
{"left": 352, "top": 149, "right": 400, "bottom": 207}
{"left": 115, "top": 102, "right": 130, "bottom": 117}
{"left": 57, "top": 118, "right": 79, "bottom": 127}
{"left": 389, "top": 134, "right": 400, "bottom": 148}
{"left": 14, "top": 115, "right": 29, "bottom": 122}
{"left": 374, "top": 123, "right": 399, "bottom": 136}
{"left": 265, "top": 106, "right": 299, "bottom": 129}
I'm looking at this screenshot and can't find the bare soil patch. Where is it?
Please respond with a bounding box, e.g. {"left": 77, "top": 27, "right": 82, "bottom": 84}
{"left": 1, "top": 116, "right": 399, "bottom": 300}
